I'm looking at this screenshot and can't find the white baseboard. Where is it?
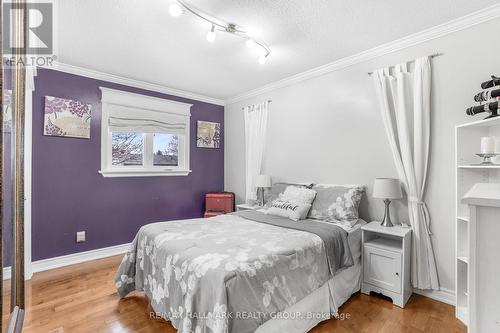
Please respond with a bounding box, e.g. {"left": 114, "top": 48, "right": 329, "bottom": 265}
{"left": 3, "top": 266, "right": 11, "bottom": 281}
{"left": 3, "top": 243, "right": 131, "bottom": 280}
{"left": 413, "top": 287, "right": 456, "bottom": 306}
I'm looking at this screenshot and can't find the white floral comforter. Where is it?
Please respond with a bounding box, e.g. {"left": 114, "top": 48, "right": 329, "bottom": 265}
{"left": 115, "top": 212, "right": 352, "bottom": 333}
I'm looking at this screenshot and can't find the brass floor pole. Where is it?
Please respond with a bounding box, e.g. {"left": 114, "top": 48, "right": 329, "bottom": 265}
{"left": 10, "top": 0, "right": 27, "bottom": 311}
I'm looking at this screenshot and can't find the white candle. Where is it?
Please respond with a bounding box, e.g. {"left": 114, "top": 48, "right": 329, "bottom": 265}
{"left": 481, "top": 137, "right": 495, "bottom": 154}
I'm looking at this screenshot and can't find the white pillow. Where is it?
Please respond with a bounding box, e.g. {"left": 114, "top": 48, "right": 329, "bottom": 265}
{"left": 266, "top": 200, "right": 312, "bottom": 221}
{"left": 281, "top": 186, "right": 317, "bottom": 204}
{"left": 266, "top": 186, "right": 317, "bottom": 221}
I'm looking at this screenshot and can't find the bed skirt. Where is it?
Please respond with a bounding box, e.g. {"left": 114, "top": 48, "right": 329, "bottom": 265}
{"left": 256, "top": 258, "right": 362, "bottom": 333}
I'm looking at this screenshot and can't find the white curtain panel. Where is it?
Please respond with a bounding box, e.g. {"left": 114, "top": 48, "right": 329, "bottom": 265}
{"left": 26, "top": 66, "right": 37, "bottom": 91}
{"left": 244, "top": 101, "right": 269, "bottom": 202}
{"left": 373, "top": 57, "right": 439, "bottom": 290}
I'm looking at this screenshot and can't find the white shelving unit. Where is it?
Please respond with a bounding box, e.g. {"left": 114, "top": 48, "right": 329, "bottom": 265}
{"left": 461, "top": 183, "right": 500, "bottom": 332}
{"left": 455, "top": 116, "right": 500, "bottom": 329}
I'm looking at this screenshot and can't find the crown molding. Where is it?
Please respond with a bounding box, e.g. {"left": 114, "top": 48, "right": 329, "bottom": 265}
{"left": 43, "top": 62, "right": 225, "bottom": 106}
{"left": 225, "top": 3, "right": 500, "bottom": 105}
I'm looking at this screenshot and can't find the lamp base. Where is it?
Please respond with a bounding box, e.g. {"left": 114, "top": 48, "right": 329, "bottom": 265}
{"left": 257, "top": 187, "right": 265, "bottom": 207}
{"left": 381, "top": 199, "right": 394, "bottom": 227}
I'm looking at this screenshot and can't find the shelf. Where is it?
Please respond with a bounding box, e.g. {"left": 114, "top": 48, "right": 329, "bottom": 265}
{"left": 458, "top": 165, "right": 500, "bottom": 169}
{"left": 462, "top": 183, "right": 500, "bottom": 207}
{"left": 364, "top": 237, "right": 402, "bottom": 252}
{"left": 456, "top": 116, "right": 500, "bottom": 129}
{"left": 457, "top": 256, "right": 469, "bottom": 264}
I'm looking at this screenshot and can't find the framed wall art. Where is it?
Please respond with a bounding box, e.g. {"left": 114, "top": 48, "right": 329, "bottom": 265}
{"left": 44, "top": 96, "right": 92, "bottom": 139}
{"left": 196, "top": 120, "right": 220, "bottom": 148}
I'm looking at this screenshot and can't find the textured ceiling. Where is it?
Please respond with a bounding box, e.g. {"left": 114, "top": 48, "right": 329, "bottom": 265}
{"left": 57, "top": 0, "right": 499, "bottom": 100}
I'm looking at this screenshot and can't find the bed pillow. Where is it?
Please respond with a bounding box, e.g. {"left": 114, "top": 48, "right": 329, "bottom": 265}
{"left": 308, "top": 184, "right": 365, "bottom": 225}
{"left": 266, "top": 186, "right": 317, "bottom": 221}
{"left": 266, "top": 200, "right": 312, "bottom": 221}
{"left": 264, "top": 182, "right": 313, "bottom": 207}
{"left": 281, "top": 185, "right": 317, "bottom": 204}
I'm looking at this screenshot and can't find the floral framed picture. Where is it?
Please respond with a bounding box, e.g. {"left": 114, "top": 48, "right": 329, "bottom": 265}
{"left": 196, "top": 120, "right": 221, "bottom": 148}
{"left": 44, "top": 96, "right": 92, "bottom": 139}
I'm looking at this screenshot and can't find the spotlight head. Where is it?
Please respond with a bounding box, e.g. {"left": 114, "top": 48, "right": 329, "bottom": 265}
{"left": 169, "top": 3, "right": 184, "bottom": 17}
{"left": 246, "top": 39, "right": 256, "bottom": 48}
{"left": 206, "top": 25, "right": 216, "bottom": 43}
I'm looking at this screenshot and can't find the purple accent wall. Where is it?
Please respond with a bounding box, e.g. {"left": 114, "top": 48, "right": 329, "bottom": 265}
{"left": 31, "top": 68, "right": 224, "bottom": 261}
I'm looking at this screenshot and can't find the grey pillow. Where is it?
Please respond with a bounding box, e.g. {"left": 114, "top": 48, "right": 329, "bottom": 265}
{"left": 308, "top": 184, "right": 365, "bottom": 223}
{"left": 264, "top": 182, "right": 313, "bottom": 207}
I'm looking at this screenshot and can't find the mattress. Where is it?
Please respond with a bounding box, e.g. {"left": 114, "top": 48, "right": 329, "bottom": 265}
{"left": 255, "top": 218, "right": 365, "bottom": 333}
{"left": 256, "top": 259, "right": 362, "bottom": 333}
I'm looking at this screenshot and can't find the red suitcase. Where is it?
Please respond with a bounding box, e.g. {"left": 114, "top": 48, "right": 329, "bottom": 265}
{"left": 204, "top": 192, "right": 235, "bottom": 218}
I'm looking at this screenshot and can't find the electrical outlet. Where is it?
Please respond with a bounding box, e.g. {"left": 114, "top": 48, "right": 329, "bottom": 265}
{"left": 76, "top": 231, "right": 86, "bottom": 243}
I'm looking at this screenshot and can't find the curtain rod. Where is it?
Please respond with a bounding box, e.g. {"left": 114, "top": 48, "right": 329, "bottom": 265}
{"left": 241, "top": 100, "right": 272, "bottom": 111}
{"left": 367, "top": 52, "right": 444, "bottom": 76}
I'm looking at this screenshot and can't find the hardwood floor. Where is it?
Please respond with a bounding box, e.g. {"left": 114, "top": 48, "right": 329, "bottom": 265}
{"left": 2, "top": 255, "right": 466, "bottom": 333}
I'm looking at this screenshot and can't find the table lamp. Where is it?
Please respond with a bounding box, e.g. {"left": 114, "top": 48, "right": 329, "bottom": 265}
{"left": 373, "top": 178, "right": 403, "bottom": 227}
{"left": 255, "top": 175, "right": 272, "bottom": 206}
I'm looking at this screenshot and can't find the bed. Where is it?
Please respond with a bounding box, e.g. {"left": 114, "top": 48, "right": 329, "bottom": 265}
{"left": 115, "top": 209, "right": 364, "bottom": 333}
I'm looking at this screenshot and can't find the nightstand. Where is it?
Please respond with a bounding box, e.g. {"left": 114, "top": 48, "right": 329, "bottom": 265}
{"left": 361, "top": 221, "right": 412, "bottom": 308}
{"left": 236, "top": 204, "right": 262, "bottom": 211}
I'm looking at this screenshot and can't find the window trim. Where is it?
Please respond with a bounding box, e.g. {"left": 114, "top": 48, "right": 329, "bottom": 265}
{"left": 99, "top": 87, "right": 192, "bottom": 177}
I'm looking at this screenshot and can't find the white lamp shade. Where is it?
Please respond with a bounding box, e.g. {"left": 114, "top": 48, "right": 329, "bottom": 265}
{"left": 373, "top": 178, "right": 403, "bottom": 199}
{"left": 255, "top": 175, "right": 272, "bottom": 188}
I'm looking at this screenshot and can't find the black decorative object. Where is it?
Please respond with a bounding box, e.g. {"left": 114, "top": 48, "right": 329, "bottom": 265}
{"left": 466, "top": 75, "right": 500, "bottom": 119}
{"left": 480, "top": 75, "right": 500, "bottom": 89}
{"left": 466, "top": 101, "right": 499, "bottom": 119}
{"left": 474, "top": 88, "right": 500, "bottom": 102}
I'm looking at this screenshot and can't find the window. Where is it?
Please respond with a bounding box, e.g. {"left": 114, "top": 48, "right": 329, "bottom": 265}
{"left": 112, "top": 132, "right": 144, "bottom": 166}
{"left": 153, "top": 133, "right": 178, "bottom": 166}
{"left": 99, "top": 87, "right": 192, "bottom": 177}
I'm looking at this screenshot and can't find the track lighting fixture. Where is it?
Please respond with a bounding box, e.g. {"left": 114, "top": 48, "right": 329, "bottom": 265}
{"left": 246, "top": 39, "right": 256, "bottom": 48}
{"left": 206, "top": 25, "right": 216, "bottom": 43}
{"left": 168, "top": 3, "right": 184, "bottom": 17}
{"left": 168, "top": 0, "right": 271, "bottom": 64}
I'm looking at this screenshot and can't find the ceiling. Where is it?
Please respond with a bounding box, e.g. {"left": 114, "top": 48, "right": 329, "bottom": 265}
{"left": 58, "top": 0, "right": 498, "bottom": 100}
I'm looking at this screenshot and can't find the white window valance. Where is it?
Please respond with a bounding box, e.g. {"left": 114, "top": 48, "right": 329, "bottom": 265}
{"left": 108, "top": 116, "right": 186, "bottom": 134}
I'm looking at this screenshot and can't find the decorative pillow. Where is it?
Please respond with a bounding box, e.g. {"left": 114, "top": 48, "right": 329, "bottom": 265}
{"left": 266, "top": 200, "right": 312, "bottom": 221}
{"left": 308, "top": 184, "right": 365, "bottom": 224}
{"left": 266, "top": 186, "right": 317, "bottom": 221}
{"left": 264, "top": 182, "right": 313, "bottom": 207}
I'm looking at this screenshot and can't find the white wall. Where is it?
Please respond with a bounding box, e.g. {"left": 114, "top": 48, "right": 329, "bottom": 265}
{"left": 224, "top": 17, "right": 500, "bottom": 295}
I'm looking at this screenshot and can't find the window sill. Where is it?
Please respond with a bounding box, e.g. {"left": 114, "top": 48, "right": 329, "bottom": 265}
{"left": 99, "top": 169, "right": 192, "bottom": 177}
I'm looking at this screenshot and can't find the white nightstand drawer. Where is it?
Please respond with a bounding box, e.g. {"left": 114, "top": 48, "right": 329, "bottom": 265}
{"left": 363, "top": 246, "right": 402, "bottom": 294}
